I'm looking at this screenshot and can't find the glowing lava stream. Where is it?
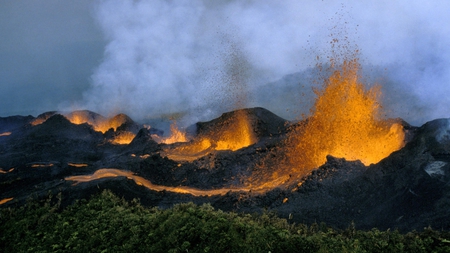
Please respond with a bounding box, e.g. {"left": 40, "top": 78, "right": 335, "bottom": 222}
{"left": 0, "top": 168, "right": 14, "bottom": 174}
{"left": 152, "top": 122, "right": 188, "bottom": 144}
{"left": 68, "top": 163, "right": 88, "bottom": 168}
{"left": 0, "top": 198, "right": 13, "bottom": 205}
{"left": 65, "top": 168, "right": 276, "bottom": 196}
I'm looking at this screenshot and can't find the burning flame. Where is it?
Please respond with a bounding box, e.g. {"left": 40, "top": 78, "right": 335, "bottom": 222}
{"left": 287, "top": 58, "right": 405, "bottom": 170}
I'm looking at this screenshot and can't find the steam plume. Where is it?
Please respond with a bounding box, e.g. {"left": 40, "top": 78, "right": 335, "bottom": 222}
{"left": 77, "top": 0, "right": 450, "bottom": 126}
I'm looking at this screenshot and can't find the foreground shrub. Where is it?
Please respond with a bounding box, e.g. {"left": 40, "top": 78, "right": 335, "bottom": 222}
{"left": 1, "top": 190, "right": 449, "bottom": 252}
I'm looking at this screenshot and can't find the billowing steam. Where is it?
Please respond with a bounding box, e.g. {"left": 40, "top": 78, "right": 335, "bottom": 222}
{"left": 76, "top": 0, "right": 450, "bottom": 126}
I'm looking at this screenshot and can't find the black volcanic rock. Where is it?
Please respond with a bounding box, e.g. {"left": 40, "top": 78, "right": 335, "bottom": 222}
{"left": 113, "top": 113, "right": 141, "bottom": 133}
{"left": 32, "top": 114, "right": 102, "bottom": 140}
{"left": 0, "top": 114, "right": 104, "bottom": 169}
{"left": 126, "top": 128, "right": 160, "bottom": 153}
{"left": 0, "top": 115, "right": 34, "bottom": 132}
{"left": 1, "top": 108, "right": 450, "bottom": 233}
{"left": 187, "top": 107, "right": 289, "bottom": 139}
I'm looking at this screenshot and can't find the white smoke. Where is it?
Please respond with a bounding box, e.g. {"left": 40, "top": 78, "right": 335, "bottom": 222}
{"left": 78, "top": 0, "right": 450, "bottom": 126}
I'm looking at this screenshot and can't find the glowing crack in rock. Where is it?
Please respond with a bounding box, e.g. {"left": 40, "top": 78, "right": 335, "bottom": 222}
{"left": 0, "top": 198, "right": 13, "bottom": 205}
{"left": 0, "top": 168, "right": 14, "bottom": 174}
{"left": 68, "top": 163, "right": 89, "bottom": 168}
{"left": 31, "top": 111, "right": 137, "bottom": 145}
{"left": 30, "top": 163, "right": 54, "bottom": 168}
{"left": 65, "top": 168, "right": 278, "bottom": 196}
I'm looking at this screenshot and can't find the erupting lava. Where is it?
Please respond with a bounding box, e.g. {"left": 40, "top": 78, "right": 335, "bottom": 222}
{"left": 65, "top": 111, "right": 128, "bottom": 133}
{"left": 31, "top": 111, "right": 137, "bottom": 145}
{"left": 152, "top": 122, "right": 188, "bottom": 144}
{"left": 160, "top": 110, "right": 256, "bottom": 161}
{"left": 214, "top": 110, "right": 255, "bottom": 151}
{"left": 286, "top": 58, "right": 405, "bottom": 170}
{"left": 110, "top": 132, "right": 136, "bottom": 145}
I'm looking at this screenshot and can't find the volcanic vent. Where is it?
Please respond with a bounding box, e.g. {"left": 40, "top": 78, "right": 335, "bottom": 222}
{"left": 3, "top": 55, "right": 450, "bottom": 231}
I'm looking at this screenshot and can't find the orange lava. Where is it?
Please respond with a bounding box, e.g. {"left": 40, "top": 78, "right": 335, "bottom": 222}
{"left": 68, "top": 163, "right": 88, "bottom": 168}
{"left": 215, "top": 110, "right": 255, "bottom": 151}
{"left": 287, "top": 58, "right": 405, "bottom": 170}
{"left": 65, "top": 111, "right": 137, "bottom": 145}
{"left": 30, "top": 111, "right": 138, "bottom": 145}
{"left": 0, "top": 198, "right": 13, "bottom": 205}
{"left": 30, "top": 163, "right": 54, "bottom": 168}
{"left": 0, "top": 168, "right": 15, "bottom": 173}
{"left": 65, "top": 168, "right": 272, "bottom": 196}
{"left": 111, "top": 131, "right": 136, "bottom": 145}
{"left": 160, "top": 111, "right": 256, "bottom": 161}
{"left": 65, "top": 111, "right": 128, "bottom": 133}
{"left": 153, "top": 122, "right": 188, "bottom": 144}
{"left": 163, "top": 138, "right": 213, "bottom": 162}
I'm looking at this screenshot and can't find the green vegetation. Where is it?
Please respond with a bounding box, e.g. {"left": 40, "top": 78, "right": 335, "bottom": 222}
{"left": 1, "top": 190, "right": 450, "bottom": 252}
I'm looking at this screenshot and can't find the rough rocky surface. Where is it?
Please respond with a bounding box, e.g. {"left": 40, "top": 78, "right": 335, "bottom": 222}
{"left": 1, "top": 108, "right": 449, "bottom": 232}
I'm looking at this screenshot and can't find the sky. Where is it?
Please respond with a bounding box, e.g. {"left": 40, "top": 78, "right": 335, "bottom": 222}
{"left": 1, "top": 0, "right": 449, "bottom": 126}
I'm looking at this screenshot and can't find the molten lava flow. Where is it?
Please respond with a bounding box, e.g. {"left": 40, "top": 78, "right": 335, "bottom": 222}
{"left": 0, "top": 132, "right": 11, "bottom": 137}
{"left": 0, "top": 168, "right": 15, "bottom": 173}
{"left": 65, "top": 168, "right": 276, "bottom": 196}
{"left": 287, "top": 58, "right": 405, "bottom": 170}
{"left": 30, "top": 163, "right": 54, "bottom": 168}
{"left": 163, "top": 138, "right": 213, "bottom": 162}
{"left": 68, "top": 163, "right": 88, "bottom": 168}
{"left": 0, "top": 198, "right": 13, "bottom": 205}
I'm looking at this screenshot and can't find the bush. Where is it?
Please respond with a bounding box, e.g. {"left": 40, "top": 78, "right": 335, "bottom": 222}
{"left": 1, "top": 190, "right": 449, "bottom": 252}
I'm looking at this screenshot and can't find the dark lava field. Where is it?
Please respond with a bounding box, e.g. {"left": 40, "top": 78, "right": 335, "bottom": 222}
{"left": 1, "top": 107, "right": 450, "bottom": 232}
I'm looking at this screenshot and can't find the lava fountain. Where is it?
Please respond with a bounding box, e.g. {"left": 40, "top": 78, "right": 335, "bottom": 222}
{"left": 286, "top": 57, "right": 405, "bottom": 173}
{"left": 152, "top": 122, "right": 188, "bottom": 144}
{"left": 160, "top": 110, "right": 256, "bottom": 162}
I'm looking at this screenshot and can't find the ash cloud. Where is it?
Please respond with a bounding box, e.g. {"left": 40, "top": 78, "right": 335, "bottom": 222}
{"left": 77, "top": 0, "right": 450, "bottom": 126}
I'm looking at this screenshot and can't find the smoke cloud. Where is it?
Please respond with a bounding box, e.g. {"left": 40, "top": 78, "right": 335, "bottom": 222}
{"left": 77, "top": 0, "right": 450, "bottom": 126}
